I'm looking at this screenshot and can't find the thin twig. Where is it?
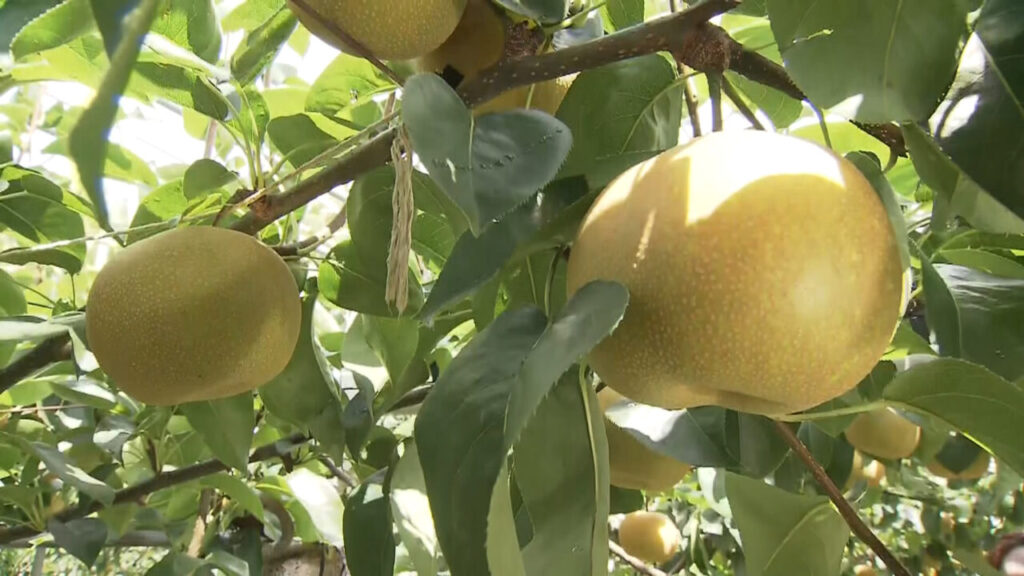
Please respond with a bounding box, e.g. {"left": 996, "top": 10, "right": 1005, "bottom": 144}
{"left": 720, "top": 75, "right": 766, "bottom": 130}
{"left": 0, "top": 433, "right": 310, "bottom": 545}
{"left": 707, "top": 72, "right": 723, "bottom": 132}
{"left": 609, "top": 539, "right": 668, "bottom": 576}
{"left": 317, "top": 455, "right": 359, "bottom": 489}
{"left": 681, "top": 68, "right": 703, "bottom": 138}
{"left": 772, "top": 421, "right": 911, "bottom": 576}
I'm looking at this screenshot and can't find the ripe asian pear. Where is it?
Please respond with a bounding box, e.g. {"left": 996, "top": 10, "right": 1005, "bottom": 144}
{"left": 599, "top": 387, "right": 691, "bottom": 492}
{"left": 844, "top": 408, "right": 921, "bottom": 460}
{"left": 566, "top": 131, "right": 904, "bottom": 416}
{"left": 618, "top": 511, "right": 683, "bottom": 564}
{"left": 288, "top": 0, "right": 467, "bottom": 60}
{"left": 86, "top": 226, "right": 301, "bottom": 406}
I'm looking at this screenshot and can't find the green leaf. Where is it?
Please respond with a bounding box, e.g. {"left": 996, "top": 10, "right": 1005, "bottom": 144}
{"left": 48, "top": 518, "right": 107, "bottom": 567}
{"left": 363, "top": 316, "right": 419, "bottom": 385}
{"left": 230, "top": 6, "right": 296, "bottom": 86}
{"left": 937, "top": 249, "right": 1024, "bottom": 279}
{"left": 505, "top": 281, "right": 629, "bottom": 453}
{"left": 0, "top": 314, "right": 82, "bottom": 342}
{"left": 0, "top": 268, "right": 27, "bottom": 367}
{"left": 0, "top": 434, "right": 115, "bottom": 505}
{"left": 266, "top": 114, "right": 341, "bottom": 169}
{"left": 725, "top": 473, "right": 850, "bottom": 576}
{"left": 600, "top": 0, "right": 644, "bottom": 31}
{"left": 726, "top": 71, "right": 802, "bottom": 129}
{"left": 768, "top": 0, "right": 967, "bottom": 122}
{"left": 931, "top": 0, "right": 1024, "bottom": 220}
{"left": 259, "top": 284, "right": 339, "bottom": 425}
{"left": 515, "top": 375, "right": 609, "bottom": 575}
{"left": 922, "top": 263, "right": 1024, "bottom": 381}
{"left": 846, "top": 152, "right": 910, "bottom": 269}
{"left": 181, "top": 393, "right": 255, "bottom": 471}
{"left": 556, "top": 54, "right": 681, "bottom": 184}
{"left": 494, "top": 0, "right": 567, "bottom": 24}
{"left": 132, "top": 61, "right": 231, "bottom": 120}
{"left": 390, "top": 442, "right": 441, "bottom": 576}
{"left": 344, "top": 481, "right": 396, "bottom": 576}
{"left": 285, "top": 468, "right": 344, "bottom": 547}
{"left": 403, "top": 73, "right": 573, "bottom": 236}
{"left": 151, "top": 0, "right": 221, "bottom": 63}
{"left": 145, "top": 552, "right": 203, "bottom": 576}
{"left": 414, "top": 307, "right": 548, "bottom": 576}
{"left": 903, "top": 124, "right": 1024, "bottom": 234}
{"left": 9, "top": 0, "right": 94, "bottom": 60}
{"left": 222, "top": 0, "right": 283, "bottom": 31}
{"left": 201, "top": 473, "right": 264, "bottom": 520}
{"left": 419, "top": 203, "right": 540, "bottom": 321}
{"left": 68, "top": 0, "right": 161, "bottom": 232}
{"left": 183, "top": 159, "right": 237, "bottom": 200}
{"left": 201, "top": 550, "right": 250, "bottom": 576}
{"left": 0, "top": 166, "right": 86, "bottom": 272}
{"left": 45, "top": 138, "right": 158, "bottom": 187}
{"left": 318, "top": 239, "right": 424, "bottom": 317}
{"left": 305, "top": 53, "right": 395, "bottom": 118}
{"left": 883, "top": 357, "right": 1024, "bottom": 477}
{"left": 126, "top": 180, "right": 189, "bottom": 244}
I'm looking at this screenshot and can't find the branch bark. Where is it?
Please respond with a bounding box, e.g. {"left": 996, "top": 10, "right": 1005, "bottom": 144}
{"left": 772, "top": 421, "right": 911, "bottom": 576}
{"left": 0, "top": 433, "right": 310, "bottom": 545}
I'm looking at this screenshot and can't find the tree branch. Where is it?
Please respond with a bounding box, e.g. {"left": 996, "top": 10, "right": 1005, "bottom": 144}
{"left": 674, "top": 23, "right": 907, "bottom": 156}
{"left": 0, "top": 433, "right": 310, "bottom": 545}
{"left": 458, "top": 0, "right": 740, "bottom": 106}
{"left": 609, "top": 539, "right": 668, "bottom": 576}
{"left": 0, "top": 335, "right": 72, "bottom": 395}
{"left": 772, "top": 421, "right": 911, "bottom": 576}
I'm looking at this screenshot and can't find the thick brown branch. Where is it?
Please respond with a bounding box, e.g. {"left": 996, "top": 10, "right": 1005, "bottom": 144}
{"left": 0, "top": 433, "right": 310, "bottom": 545}
{"left": 772, "top": 421, "right": 911, "bottom": 576}
{"left": 0, "top": 335, "right": 72, "bottom": 395}
{"left": 232, "top": 128, "right": 395, "bottom": 235}
{"left": 675, "top": 24, "right": 907, "bottom": 156}
{"left": 458, "top": 0, "right": 740, "bottom": 106}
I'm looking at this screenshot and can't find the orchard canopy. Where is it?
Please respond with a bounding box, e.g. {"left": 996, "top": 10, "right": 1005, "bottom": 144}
{"left": 0, "top": 0, "right": 1022, "bottom": 575}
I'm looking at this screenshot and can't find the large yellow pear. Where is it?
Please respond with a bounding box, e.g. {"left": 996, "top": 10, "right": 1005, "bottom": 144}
{"left": 618, "top": 511, "right": 683, "bottom": 564}
{"left": 566, "top": 131, "right": 904, "bottom": 416}
{"left": 927, "top": 451, "right": 992, "bottom": 480}
{"left": 86, "top": 227, "right": 301, "bottom": 405}
{"left": 599, "top": 388, "right": 691, "bottom": 492}
{"left": 416, "top": 0, "right": 574, "bottom": 115}
{"left": 853, "top": 565, "right": 878, "bottom": 576}
{"left": 844, "top": 408, "right": 921, "bottom": 460}
{"left": 288, "top": 0, "right": 468, "bottom": 60}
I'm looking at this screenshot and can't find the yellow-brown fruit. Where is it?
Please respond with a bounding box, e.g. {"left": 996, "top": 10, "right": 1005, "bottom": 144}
{"left": 618, "top": 511, "right": 682, "bottom": 564}
{"left": 416, "top": 0, "right": 575, "bottom": 116}
{"left": 566, "top": 131, "right": 904, "bottom": 416}
{"left": 288, "top": 0, "right": 467, "bottom": 60}
{"left": 861, "top": 459, "right": 886, "bottom": 487}
{"left": 844, "top": 408, "right": 921, "bottom": 460}
{"left": 928, "top": 451, "right": 992, "bottom": 481}
{"left": 599, "top": 388, "right": 691, "bottom": 492}
{"left": 853, "top": 564, "right": 877, "bottom": 576}
{"left": 416, "top": 0, "right": 505, "bottom": 80}
{"left": 86, "top": 227, "right": 301, "bottom": 406}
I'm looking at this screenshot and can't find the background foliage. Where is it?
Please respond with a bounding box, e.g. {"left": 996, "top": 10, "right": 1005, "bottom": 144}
{"left": 0, "top": 0, "right": 1022, "bottom": 574}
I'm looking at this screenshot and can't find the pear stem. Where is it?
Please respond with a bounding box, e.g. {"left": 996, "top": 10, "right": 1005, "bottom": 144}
{"left": 772, "top": 420, "right": 911, "bottom": 576}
